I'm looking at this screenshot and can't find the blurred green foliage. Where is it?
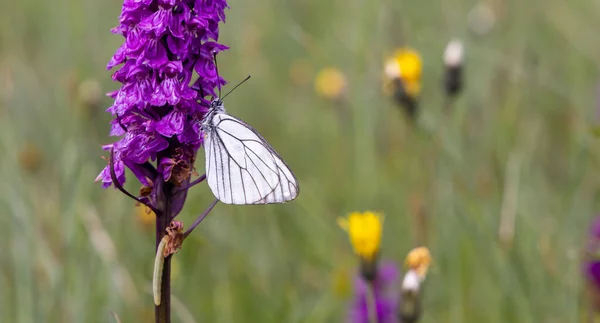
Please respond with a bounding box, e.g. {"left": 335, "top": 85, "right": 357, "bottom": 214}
{"left": 1, "top": 0, "right": 600, "bottom": 322}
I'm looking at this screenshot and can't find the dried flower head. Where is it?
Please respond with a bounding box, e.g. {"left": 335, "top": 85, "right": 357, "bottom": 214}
{"left": 398, "top": 247, "right": 432, "bottom": 323}
{"left": 338, "top": 211, "right": 384, "bottom": 264}
{"left": 398, "top": 269, "right": 422, "bottom": 323}
{"left": 443, "top": 39, "right": 464, "bottom": 97}
{"left": 165, "top": 221, "right": 185, "bottom": 256}
{"left": 404, "top": 246, "right": 432, "bottom": 280}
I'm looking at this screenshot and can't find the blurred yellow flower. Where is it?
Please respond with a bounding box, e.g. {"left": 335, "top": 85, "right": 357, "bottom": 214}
{"left": 383, "top": 48, "right": 422, "bottom": 98}
{"left": 338, "top": 211, "right": 384, "bottom": 262}
{"left": 136, "top": 204, "right": 155, "bottom": 228}
{"left": 404, "top": 246, "right": 432, "bottom": 280}
{"left": 289, "top": 58, "right": 314, "bottom": 87}
{"left": 314, "top": 67, "right": 347, "bottom": 100}
{"left": 18, "top": 142, "right": 43, "bottom": 173}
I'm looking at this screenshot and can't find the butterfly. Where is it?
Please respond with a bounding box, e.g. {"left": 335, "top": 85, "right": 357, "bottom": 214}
{"left": 200, "top": 82, "right": 300, "bottom": 205}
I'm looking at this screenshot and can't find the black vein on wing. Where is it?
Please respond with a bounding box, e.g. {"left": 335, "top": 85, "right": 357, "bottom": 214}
{"left": 219, "top": 117, "right": 300, "bottom": 196}
{"left": 216, "top": 121, "right": 278, "bottom": 198}
{"left": 214, "top": 126, "right": 263, "bottom": 204}
{"left": 216, "top": 134, "right": 235, "bottom": 204}
{"left": 211, "top": 114, "right": 300, "bottom": 204}
{"left": 228, "top": 153, "right": 233, "bottom": 203}
{"left": 215, "top": 118, "right": 282, "bottom": 157}
{"left": 206, "top": 132, "right": 212, "bottom": 183}
{"left": 217, "top": 125, "right": 279, "bottom": 175}
{"left": 239, "top": 160, "right": 246, "bottom": 204}
{"left": 212, "top": 130, "right": 222, "bottom": 201}
{"left": 244, "top": 146, "right": 277, "bottom": 190}
{"left": 208, "top": 131, "right": 220, "bottom": 200}
{"left": 256, "top": 159, "right": 299, "bottom": 204}
{"left": 217, "top": 119, "right": 290, "bottom": 201}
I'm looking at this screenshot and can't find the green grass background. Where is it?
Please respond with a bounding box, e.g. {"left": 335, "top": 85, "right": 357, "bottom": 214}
{"left": 1, "top": 0, "right": 600, "bottom": 322}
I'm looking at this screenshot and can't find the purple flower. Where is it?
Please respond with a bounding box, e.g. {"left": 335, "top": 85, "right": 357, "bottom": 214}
{"left": 585, "top": 215, "right": 600, "bottom": 307}
{"left": 98, "top": 2, "right": 230, "bottom": 319}
{"left": 96, "top": 0, "right": 228, "bottom": 207}
{"left": 348, "top": 261, "right": 400, "bottom": 323}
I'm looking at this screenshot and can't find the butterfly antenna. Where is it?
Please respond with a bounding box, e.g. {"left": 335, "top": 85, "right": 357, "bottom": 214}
{"left": 213, "top": 51, "right": 222, "bottom": 98}
{"left": 221, "top": 75, "right": 251, "bottom": 101}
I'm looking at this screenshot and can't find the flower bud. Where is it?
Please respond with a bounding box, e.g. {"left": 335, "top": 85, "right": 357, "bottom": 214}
{"left": 383, "top": 48, "right": 422, "bottom": 120}
{"left": 443, "top": 39, "right": 464, "bottom": 98}
{"left": 398, "top": 270, "right": 422, "bottom": 323}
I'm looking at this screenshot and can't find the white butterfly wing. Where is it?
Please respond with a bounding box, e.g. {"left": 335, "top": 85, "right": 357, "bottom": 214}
{"left": 204, "top": 113, "right": 299, "bottom": 205}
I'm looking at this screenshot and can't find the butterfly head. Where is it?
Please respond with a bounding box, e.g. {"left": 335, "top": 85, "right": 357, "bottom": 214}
{"left": 200, "top": 97, "right": 225, "bottom": 133}
{"left": 210, "top": 97, "right": 226, "bottom": 113}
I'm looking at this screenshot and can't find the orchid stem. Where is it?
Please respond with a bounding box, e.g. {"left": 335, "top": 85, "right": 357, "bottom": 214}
{"left": 155, "top": 186, "right": 172, "bottom": 323}
{"left": 184, "top": 198, "right": 219, "bottom": 238}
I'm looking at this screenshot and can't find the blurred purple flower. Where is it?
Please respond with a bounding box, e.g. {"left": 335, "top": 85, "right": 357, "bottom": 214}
{"left": 348, "top": 261, "right": 400, "bottom": 323}
{"left": 585, "top": 216, "right": 600, "bottom": 298}
{"left": 96, "top": 0, "right": 229, "bottom": 199}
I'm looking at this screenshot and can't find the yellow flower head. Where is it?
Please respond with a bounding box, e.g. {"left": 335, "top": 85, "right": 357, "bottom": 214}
{"left": 314, "top": 67, "right": 347, "bottom": 100}
{"left": 383, "top": 48, "right": 422, "bottom": 98}
{"left": 404, "top": 246, "right": 432, "bottom": 280}
{"left": 338, "top": 211, "right": 384, "bottom": 262}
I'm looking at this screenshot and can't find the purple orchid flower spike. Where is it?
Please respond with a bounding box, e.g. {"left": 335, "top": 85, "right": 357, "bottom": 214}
{"left": 97, "top": 0, "right": 228, "bottom": 195}
{"left": 97, "top": 1, "right": 229, "bottom": 322}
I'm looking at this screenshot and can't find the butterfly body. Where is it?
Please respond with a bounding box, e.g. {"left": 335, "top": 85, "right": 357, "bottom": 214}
{"left": 201, "top": 98, "right": 226, "bottom": 132}
{"left": 201, "top": 98, "right": 299, "bottom": 205}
